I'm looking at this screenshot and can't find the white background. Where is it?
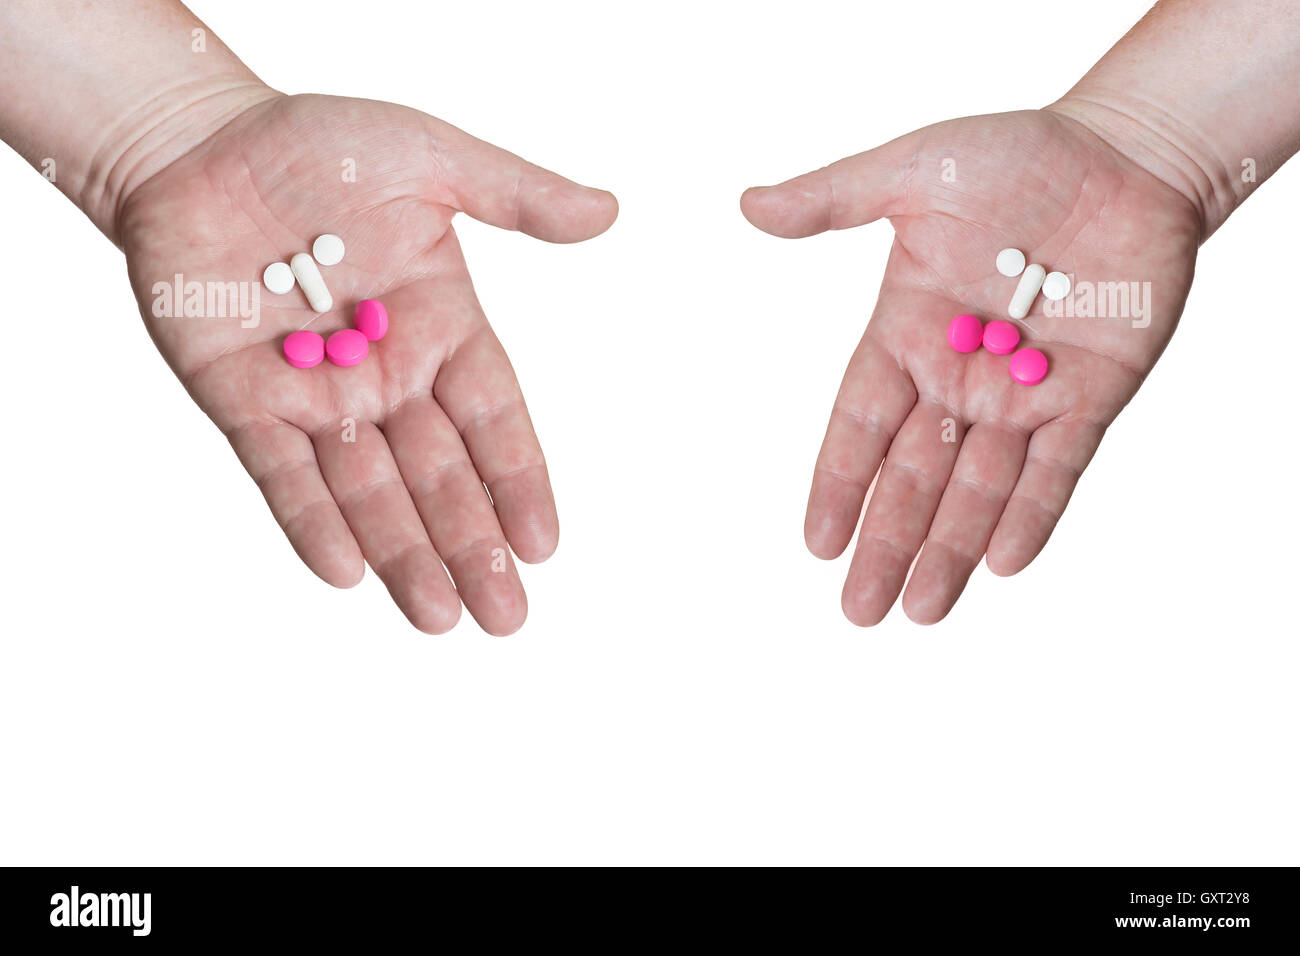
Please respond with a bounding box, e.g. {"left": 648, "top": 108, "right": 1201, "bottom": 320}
{"left": 1, "top": 0, "right": 1296, "bottom": 865}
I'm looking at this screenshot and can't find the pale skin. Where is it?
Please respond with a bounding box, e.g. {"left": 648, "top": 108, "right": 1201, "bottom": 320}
{"left": 1, "top": 2, "right": 617, "bottom": 635}
{"left": 2, "top": 2, "right": 1298, "bottom": 634}
{"left": 742, "top": 0, "right": 1300, "bottom": 625}
{"left": 121, "top": 95, "right": 617, "bottom": 636}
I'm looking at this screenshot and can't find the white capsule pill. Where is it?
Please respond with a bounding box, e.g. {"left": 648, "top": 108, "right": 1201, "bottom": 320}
{"left": 996, "top": 247, "right": 1026, "bottom": 278}
{"left": 312, "top": 233, "right": 345, "bottom": 266}
{"left": 1042, "top": 271, "right": 1071, "bottom": 301}
{"left": 1008, "top": 263, "right": 1046, "bottom": 319}
{"left": 290, "top": 252, "right": 333, "bottom": 313}
{"left": 262, "top": 261, "right": 295, "bottom": 295}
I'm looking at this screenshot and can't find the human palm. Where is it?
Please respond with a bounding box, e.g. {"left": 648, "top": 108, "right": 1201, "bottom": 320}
{"left": 742, "top": 110, "right": 1201, "bottom": 625}
{"left": 120, "top": 93, "right": 617, "bottom": 634}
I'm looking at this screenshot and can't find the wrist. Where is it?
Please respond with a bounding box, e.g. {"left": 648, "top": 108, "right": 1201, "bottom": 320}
{"left": 1046, "top": 91, "right": 1244, "bottom": 243}
{"left": 0, "top": 1, "right": 282, "bottom": 244}
{"left": 88, "top": 77, "right": 282, "bottom": 245}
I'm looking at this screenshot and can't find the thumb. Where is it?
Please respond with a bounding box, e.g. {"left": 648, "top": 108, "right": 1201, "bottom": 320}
{"left": 427, "top": 116, "right": 618, "bottom": 244}
{"left": 740, "top": 130, "right": 918, "bottom": 239}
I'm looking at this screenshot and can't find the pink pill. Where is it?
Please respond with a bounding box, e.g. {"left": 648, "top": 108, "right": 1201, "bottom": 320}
{"left": 1008, "top": 347, "right": 1048, "bottom": 386}
{"left": 353, "top": 298, "right": 388, "bottom": 342}
{"left": 325, "top": 328, "right": 370, "bottom": 367}
{"left": 947, "top": 313, "right": 983, "bottom": 353}
{"left": 283, "top": 330, "right": 325, "bottom": 369}
{"left": 982, "top": 320, "right": 1020, "bottom": 355}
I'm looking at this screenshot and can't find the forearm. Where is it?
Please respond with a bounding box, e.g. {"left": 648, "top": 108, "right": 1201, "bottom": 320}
{"left": 0, "top": 0, "right": 276, "bottom": 244}
{"left": 1047, "top": 0, "right": 1300, "bottom": 239}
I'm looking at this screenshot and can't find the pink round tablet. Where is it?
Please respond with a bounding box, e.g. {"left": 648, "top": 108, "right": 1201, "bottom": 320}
{"left": 353, "top": 298, "right": 388, "bottom": 342}
{"left": 325, "top": 328, "right": 370, "bottom": 367}
{"left": 947, "top": 313, "right": 983, "bottom": 353}
{"left": 283, "top": 330, "right": 325, "bottom": 369}
{"left": 982, "top": 320, "right": 1020, "bottom": 355}
{"left": 1008, "top": 347, "right": 1048, "bottom": 386}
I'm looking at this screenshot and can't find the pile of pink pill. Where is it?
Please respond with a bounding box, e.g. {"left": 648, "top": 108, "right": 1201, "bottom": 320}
{"left": 947, "top": 312, "right": 1047, "bottom": 385}
{"left": 283, "top": 299, "right": 389, "bottom": 370}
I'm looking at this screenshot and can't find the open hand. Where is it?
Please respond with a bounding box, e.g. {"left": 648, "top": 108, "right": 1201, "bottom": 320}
{"left": 120, "top": 92, "right": 617, "bottom": 634}
{"left": 742, "top": 109, "right": 1200, "bottom": 625}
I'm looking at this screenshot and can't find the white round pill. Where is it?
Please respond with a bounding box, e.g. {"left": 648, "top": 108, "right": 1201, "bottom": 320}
{"left": 312, "top": 234, "right": 345, "bottom": 266}
{"left": 996, "top": 248, "right": 1027, "bottom": 278}
{"left": 262, "top": 261, "right": 295, "bottom": 295}
{"left": 1042, "top": 271, "right": 1071, "bottom": 301}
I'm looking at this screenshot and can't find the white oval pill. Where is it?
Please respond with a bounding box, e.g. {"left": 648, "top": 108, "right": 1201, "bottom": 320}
{"left": 262, "top": 261, "right": 295, "bottom": 295}
{"left": 1008, "top": 263, "right": 1046, "bottom": 319}
{"left": 996, "top": 248, "right": 1026, "bottom": 278}
{"left": 290, "top": 252, "right": 333, "bottom": 313}
{"left": 312, "top": 234, "right": 345, "bottom": 266}
{"left": 1042, "top": 271, "right": 1071, "bottom": 301}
